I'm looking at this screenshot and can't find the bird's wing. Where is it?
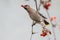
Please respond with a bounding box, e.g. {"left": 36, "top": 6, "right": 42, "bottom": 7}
{"left": 38, "top": 12, "right": 47, "bottom": 19}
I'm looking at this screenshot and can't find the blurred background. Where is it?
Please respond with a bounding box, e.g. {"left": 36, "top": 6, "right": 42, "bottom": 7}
{"left": 0, "top": 0, "right": 60, "bottom": 40}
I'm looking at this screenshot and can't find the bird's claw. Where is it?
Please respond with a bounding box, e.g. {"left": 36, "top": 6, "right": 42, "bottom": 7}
{"left": 32, "top": 32, "right": 37, "bottom": 34}
{"left": 32, "top": 23, "right": 36, "bottom": 27}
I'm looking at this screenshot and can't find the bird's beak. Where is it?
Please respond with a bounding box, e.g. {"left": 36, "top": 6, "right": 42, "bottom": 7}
{"left": 21, "top": 5, "right": 25, "bottom": 8}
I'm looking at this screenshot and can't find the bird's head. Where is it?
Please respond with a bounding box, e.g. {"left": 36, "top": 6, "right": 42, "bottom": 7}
{"left": 21, "top": 5, "right": 30, "bottom": 10}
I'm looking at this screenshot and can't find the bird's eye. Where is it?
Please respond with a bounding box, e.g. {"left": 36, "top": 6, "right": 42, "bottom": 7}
{"left": 24, "top": 7, "right": 27, "bottom": 10}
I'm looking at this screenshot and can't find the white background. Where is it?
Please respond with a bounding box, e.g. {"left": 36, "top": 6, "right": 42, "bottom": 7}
{"left": 0, "top": 0, "right": 60, "bottom": 40}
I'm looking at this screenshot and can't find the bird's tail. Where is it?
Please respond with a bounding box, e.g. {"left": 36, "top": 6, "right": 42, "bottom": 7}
{"left": 44, "top": 20, "right": 49, "bottom": 25}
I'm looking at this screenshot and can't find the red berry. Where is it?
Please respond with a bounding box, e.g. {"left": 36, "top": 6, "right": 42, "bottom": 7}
{"left": 40, "top": 32, "right": 47, "bottom": 37}
{"left": 44, "top": 2, "right": 51, "bottom": 10}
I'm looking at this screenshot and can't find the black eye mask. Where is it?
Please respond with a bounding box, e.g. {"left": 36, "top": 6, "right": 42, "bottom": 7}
{"left": 24, "top": 7, "right": 27, "bottom": 10}
{"left": 24, "top": 5, "right": 28, "bottom": 10}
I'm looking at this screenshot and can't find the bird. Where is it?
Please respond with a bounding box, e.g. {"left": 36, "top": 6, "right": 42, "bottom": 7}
{"left": 21, "top": 5, "right": 49, "bottom": 26}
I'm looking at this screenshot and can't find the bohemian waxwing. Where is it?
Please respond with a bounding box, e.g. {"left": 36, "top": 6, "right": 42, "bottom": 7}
{"left": 21, "top": 5, "right": 49, "bottom": 26}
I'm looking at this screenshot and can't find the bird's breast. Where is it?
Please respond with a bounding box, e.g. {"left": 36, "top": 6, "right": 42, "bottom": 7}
{"left": 29, "top": 13, "right": 41, "bottom": 22}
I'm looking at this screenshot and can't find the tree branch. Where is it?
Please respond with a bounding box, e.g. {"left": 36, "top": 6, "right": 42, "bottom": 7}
{"left": 34, "top": 0, "right": 38, "bottom": 12}
{"left": 46, "top": 10, "right": 56, "bottom": 40}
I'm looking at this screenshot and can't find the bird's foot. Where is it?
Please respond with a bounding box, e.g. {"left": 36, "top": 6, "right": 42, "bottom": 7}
{"left": 32, "top": 32, "right": 37, "bottom": 34}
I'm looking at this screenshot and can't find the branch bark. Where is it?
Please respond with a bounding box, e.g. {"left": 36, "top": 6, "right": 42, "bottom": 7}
{"left": 46, "top": 10, "right": 56, "bottom": 40}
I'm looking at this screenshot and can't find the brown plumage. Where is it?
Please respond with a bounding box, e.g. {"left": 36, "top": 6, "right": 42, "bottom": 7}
{"left": 21, "top": 5, "right": 49, "bottom": 25}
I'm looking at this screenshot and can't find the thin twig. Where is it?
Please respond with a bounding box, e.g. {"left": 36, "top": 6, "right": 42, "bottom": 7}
{"left": 41, "top": 22, "right": 51, "bottom": 40}
{"left": 30, "top": 33, "right": 32, "bottom": 40}
{"left": 46, "top": 10, "right": 56, "bottom": 40}
{"left": 38, "top": 2, "right": 41, "bottom": 11}
{"left": 34, "top": 0, "right": 38, "bottom": 11}
{"left": 30, "top": 26, "right": 33, "bottom": 40}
